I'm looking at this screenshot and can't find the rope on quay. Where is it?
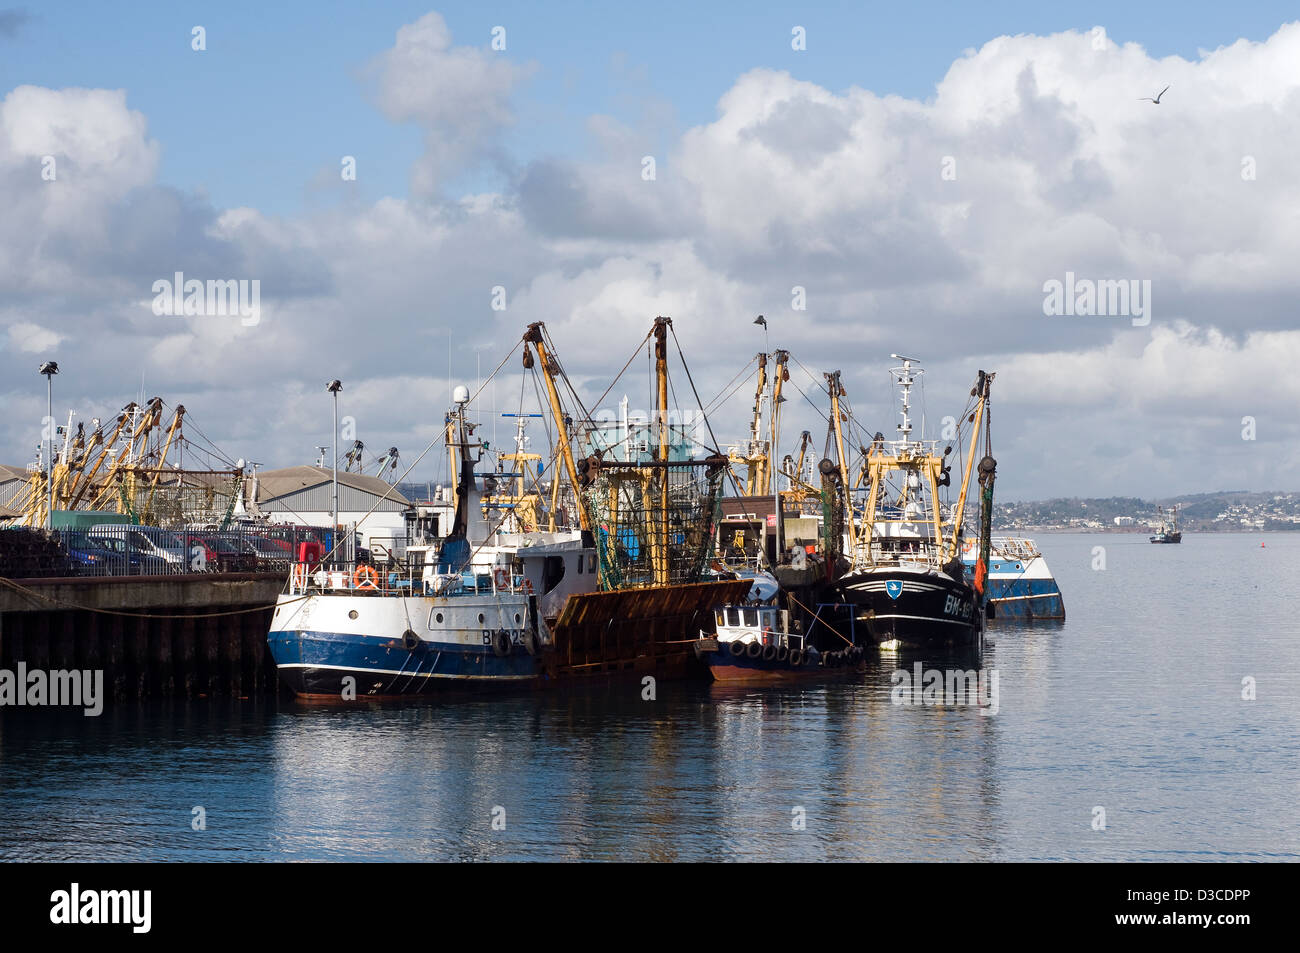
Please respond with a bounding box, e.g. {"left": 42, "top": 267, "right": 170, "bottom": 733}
{"left": 0, "top": 575, "right": 308, "bottom": 619}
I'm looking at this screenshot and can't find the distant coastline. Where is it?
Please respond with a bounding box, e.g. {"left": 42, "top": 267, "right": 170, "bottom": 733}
{"left": 994, "top": 490, "right": 1300, "bottom": 534}
{"left": 1000, "top": 526, "right": 1289, "bottom": 534}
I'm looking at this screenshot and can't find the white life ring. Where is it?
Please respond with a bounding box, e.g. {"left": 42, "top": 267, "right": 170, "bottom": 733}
{"left": 493, "top": 567, "right": 510, "bottom": 590}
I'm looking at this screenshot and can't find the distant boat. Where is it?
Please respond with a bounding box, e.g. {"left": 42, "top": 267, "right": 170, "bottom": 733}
{"left": 1150, "top": 504, "right": 1182, "bottom": 544}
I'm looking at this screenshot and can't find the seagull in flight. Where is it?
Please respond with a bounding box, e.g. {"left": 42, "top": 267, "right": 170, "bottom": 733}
{"left": 1139, "top": 85, "right": 1170, "bottom": 105}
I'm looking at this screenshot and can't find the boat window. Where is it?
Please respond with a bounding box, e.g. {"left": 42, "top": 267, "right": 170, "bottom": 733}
{"left": 542, "top": 555, "right": 566, "bottom": 594}
{"left": 577, "top": 555, "right": 584, "bottom": 574}
{"left": 588, "top": 554, "right": 597, "bottom": 573}
{"left": 742, "top": 608, "right": 758, "bottom": 627}
{"left": 715, "top": 610, "right": 725, "bottom": 627}
{"left": 726, "top": 608, "right": 740, "bottom": 626}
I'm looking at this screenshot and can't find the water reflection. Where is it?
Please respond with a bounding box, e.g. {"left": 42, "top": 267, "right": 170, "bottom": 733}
{"left": 2, "top": 533, "right": 1298, "bottom": 861}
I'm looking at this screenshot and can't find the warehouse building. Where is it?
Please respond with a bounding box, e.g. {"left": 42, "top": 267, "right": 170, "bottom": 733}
{"left": 252, "top": 465, "right": 411, "bottom": 553}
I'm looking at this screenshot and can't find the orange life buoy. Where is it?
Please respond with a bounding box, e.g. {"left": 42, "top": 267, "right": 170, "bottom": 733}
{"left": 493, "top": 567, "right": 510, "bottom": 590}
{"left": 292, "top": 562, "right": 308, "bottom": 589}
{"left": 353, "top": 564, "right": 380, "bottom": 590}
{"left": 522, "top": 578, "right": 534, "bottom": 595}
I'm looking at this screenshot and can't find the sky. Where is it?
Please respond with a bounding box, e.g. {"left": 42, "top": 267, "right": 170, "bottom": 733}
{"left": 2, "top": 1, "right": 1299, "bottom": 500}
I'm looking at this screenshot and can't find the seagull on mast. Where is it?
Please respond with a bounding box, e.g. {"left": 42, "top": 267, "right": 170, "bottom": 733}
{"left": 1138, "top": 85, "right": 1170, "bottom": 105}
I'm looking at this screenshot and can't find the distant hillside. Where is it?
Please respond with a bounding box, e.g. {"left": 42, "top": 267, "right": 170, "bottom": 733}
{"left": 996, "top": 491, "right": 1300, "bottom": 532}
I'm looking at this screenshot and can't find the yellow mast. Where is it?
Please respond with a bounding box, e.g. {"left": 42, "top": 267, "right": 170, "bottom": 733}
{"left": 767, "top": 349, "right": 789, "bottom": 497}
{"left": 87, "top": 398, "right": 164, "bottom": 511}
{"left": 747, "top": 352, "right": 767, "bottom": 496}
{"left": 523, "top": 322, "right": 589, "bottom": 532}
{"left": 949, "top": 378, "right": 988, "bottom": 559}
{"left": 141, "top": 405, "right": 185, "bottom": 520}
{"left": 66, "top": 405, "right": 134, "bottom": 509}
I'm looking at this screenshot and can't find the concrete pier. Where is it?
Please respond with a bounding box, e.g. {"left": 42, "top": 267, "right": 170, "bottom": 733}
{"left": 0, "top": 573, "right": 286, "bottom": 701}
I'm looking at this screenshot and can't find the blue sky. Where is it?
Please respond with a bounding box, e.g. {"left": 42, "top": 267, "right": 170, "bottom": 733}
{"left": 2, "top": 1, "right": 1292, "bottom": 215}
{"left": 4, "top": 3, "right": 1300, "bottom": 498}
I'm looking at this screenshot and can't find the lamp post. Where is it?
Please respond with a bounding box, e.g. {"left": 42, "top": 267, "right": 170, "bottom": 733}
{"left": 39, "top": 361, "right": 59, "bottom": 529}
{"left": 326, "top": 380, "right": 342, "bottom": 560}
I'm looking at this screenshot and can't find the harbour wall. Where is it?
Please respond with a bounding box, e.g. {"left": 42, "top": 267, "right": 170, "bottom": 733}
{"left": 0, "top": 573, "right": 285, "bottom": 700}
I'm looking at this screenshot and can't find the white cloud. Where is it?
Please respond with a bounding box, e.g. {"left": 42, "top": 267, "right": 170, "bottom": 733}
{"left": 4, "top": 19, "right": 1300, "bottom": 500}
{"left": 6, "top": 321, "right": 63, "bottom": 353}
{"left": 364, "top": 12, "right": 536, "bottom": 195}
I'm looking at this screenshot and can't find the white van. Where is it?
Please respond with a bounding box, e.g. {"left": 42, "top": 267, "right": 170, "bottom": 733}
{"left": 88, "top": 525, "right": 187, "bottom": 565}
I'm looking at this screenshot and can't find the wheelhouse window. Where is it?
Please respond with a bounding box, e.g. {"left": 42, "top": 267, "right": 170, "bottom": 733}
{"left": 542, "top": 555, "right": 566, "bottom": 594}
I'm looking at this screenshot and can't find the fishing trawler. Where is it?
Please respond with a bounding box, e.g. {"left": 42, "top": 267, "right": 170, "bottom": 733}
{"left": 514, "top": 319, "right": 751, "bottom": 678}
{"left": 826, "top": 356, "right": 996, "bottom": 650}
{"left": 960, "top": 536, "right": 1065, "bottom": 619}
{"left": 266, "top": 392, "right": 543, "bottom": 699}
{"left": 694, "top": 347, "right": 855, "bottom": 679}
{"left": 1150, "top": 505, "right": 1182, "bottom": 544}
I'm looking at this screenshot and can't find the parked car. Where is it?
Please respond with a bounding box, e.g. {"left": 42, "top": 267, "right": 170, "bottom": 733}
{"left": 63, "top": 539, "right": 122, "bottom": 575}
{"left": 238, "top": 535, "right": 293, "bottom": 569}
{"left": 88, "top": 524, "right": 186, "bottom": 565}
{"left": 187, "top": 534, "right": 257, "bottom": 573}
{"left": 86, "top": 534, "right": 171, "bottom": 575}
{"left": 262, "top": 525, "right": 331, "bottom": 554}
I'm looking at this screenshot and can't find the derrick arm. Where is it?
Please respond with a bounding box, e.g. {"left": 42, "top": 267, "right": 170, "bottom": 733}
{"left": 522, "top": 322, "right": 589, "bottom": 532}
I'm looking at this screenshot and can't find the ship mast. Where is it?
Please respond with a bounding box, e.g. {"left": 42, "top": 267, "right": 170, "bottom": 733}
{"left": 522, "top": 322, "right": 589, "bottom": 532}
{"left": 855, "top": 357, "right": 948, "bottom": 569}
{"left": 949, "top": 370, "right": 991, "bottom": 560}
{"left": 745, "top": 352, "right": 768, "bottom": 496}
{"left": 825, "top": 371, "right": 858, "bottom": 554}
{"left": 652, "top": 317, "right": 671, "bottom": 585}
{"left": 767, "top": 349, "right": 789, "bottom": 498}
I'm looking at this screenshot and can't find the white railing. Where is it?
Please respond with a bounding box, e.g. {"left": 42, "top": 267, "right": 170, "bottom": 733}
{"left": 988, "top": 537, "right": 1041, "bottom": 559}
{"left": 286, "top": 561, "right": 534, "bottom": 598}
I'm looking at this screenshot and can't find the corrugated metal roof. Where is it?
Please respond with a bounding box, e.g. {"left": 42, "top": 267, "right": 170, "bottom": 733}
{"left": 256, "top": 465, "right": 410, "bottom": 506}
{"left": 0, "top": 464, "right": 33, "bottom": 484}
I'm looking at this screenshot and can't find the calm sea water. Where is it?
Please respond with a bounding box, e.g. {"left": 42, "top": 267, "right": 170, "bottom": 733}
{"left": 2, "top": 533, "right": 1298, "bottom": 862}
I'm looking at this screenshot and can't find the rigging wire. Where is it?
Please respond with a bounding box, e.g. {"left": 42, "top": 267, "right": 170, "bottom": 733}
{"left": 313, "top": 339, "right": 524, "bottom": 564}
